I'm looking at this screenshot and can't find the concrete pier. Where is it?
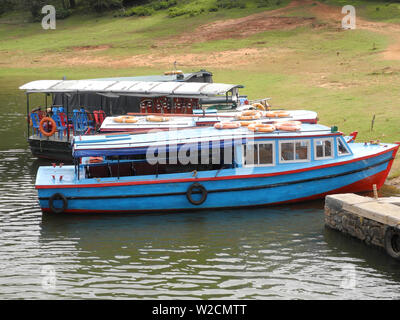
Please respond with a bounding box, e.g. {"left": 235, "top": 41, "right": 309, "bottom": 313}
{"left": 325, "top": 193, "right": 400, "bottom": 260}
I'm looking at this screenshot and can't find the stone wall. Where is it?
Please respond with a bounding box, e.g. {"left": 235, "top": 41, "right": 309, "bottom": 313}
{"left": 325, "top": 194, "right": 400, "bottom": 260}
{"left": 324, "top": 200, "right": 386, "bottom": 248}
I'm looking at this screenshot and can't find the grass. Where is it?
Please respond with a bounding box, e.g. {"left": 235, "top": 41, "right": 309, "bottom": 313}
{"left": 323, "top": 0, "right": 400, "bottom": 23}
{"left": 0, "top": 0, "right": 399, "bottom": 178}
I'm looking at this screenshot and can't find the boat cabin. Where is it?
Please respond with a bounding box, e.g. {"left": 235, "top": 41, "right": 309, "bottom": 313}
{"left": 71, "top": 123, "right": 352, "bottom": 182}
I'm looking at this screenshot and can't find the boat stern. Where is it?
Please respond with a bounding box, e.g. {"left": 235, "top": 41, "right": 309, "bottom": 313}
{"left": 35, "top": 165, "right": 76, "bottom": 213}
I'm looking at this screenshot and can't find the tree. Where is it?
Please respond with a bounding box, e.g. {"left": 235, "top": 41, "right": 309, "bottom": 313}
{"left": 0, "top": 0, "right": 16, "bottom": 16}
{"left": 23, "top": 0, "right": 72, "bottom": 21}
{"left": 84, "top": 0, "right": 123, "bottom": 12}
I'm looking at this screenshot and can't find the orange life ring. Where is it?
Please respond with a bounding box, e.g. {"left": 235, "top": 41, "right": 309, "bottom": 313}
{"left": 214, "top": 122, "right": 241, "bottom": 130}
{"left": 238, "top": 120, "right": 260, "bottom": 127}
{"left": 236, "top": 113, "right": 261, "bottom": 121}
{"left": 240, "top": 109, "right": 261, "bottom": 117}
{"left": 274, "top": 120, "right": 301, "bottom": 126}
{"left": 275, "top": 121, "right": 301, "bottom": 131}
{"left": 146, "top": 115, "right": 169, "bottom": 122}
{"left": 277, "top": 125, "right": 301, "bottom": 131}
{"left": 39, "top": 117, "right": 57, "bottom": 137}
{"left": 114, "top": 116, "right": 138, "bottom": 123}
{"left": 164, "top": 70, "right": 183, "bottom": 75}
{"left": 252, "top": 103, "right": 266, "bottom": 111}
{"left": 247, "top": 123, "right": 275, "bottom": 133}
{"left": 88, "top": 157, "right": 104, "bottom": 163}
{"left": 265, "top": 111, "right": 290, "bottom": 118}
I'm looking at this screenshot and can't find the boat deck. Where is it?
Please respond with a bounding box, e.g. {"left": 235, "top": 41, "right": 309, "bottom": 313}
{"left": 29, "top": 134, "right": 72, "bottom": 142}
{"left": 99, "top": 110, "right": 318, "bottom": 132}
{"left": 75, "top": 123, "right": 336, "bottom": 154}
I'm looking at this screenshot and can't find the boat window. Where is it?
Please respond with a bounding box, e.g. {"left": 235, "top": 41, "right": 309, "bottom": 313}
{"left": 259, "top": 144, "right": 273, "bottom": 165}
{"left": 279, "top": 140, "right": 310, "bottom": 162}
{"left": 337, "top": 137, "right": 350, "bottom": 156}
{"left": 243, "top": 142, "right": 274, "bottom": 166}
{"left": 314, "top": 138, "right": 333, "bottom": 159}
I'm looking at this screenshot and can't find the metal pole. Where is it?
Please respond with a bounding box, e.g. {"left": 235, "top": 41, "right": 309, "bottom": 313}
{"left": 66, "top": 94, "right": 70, "bottom": 142}
{"left": 26, "top": 93, "right": 30, "bottom": 139}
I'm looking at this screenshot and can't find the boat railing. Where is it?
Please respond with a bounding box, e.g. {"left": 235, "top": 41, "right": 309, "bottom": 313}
{"left": 29, "top": 107, "right": 107, "bottom": 140}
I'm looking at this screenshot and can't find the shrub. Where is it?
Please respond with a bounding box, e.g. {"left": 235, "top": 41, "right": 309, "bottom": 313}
{"left": 0, "top": 0, "right": 14, "bottom": 16}
{"left": 124, "top": 6, "right": 154, "bottom": 16}
{"left": 256, "top": 0, "right": 270, "bottom": 8}
{"left": 87, "top": 0, "right": 123, "bottom": 13}
{"left": 167, "top": 7, "right": 204, "bottom": 18}
{"left": 216, "top": 0, "right": 246, "bottom": 9}
{"left": 151, "top": 0, "right": 177, "bottom": 10}
{"left": 56, "top": 7, "right": 72, "bottom": 19}
{"left": 167, "top": 7, "right": 187, "bottom": 17}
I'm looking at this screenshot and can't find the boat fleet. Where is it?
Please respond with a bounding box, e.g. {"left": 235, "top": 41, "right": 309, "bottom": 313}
{"left": 20, "top": 71, "right": 399, "bottom": 214}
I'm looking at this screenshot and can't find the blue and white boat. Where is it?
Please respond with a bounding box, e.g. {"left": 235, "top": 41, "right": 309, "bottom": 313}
{"left": 35, "top": 122, "right": 399, "bottom": 214}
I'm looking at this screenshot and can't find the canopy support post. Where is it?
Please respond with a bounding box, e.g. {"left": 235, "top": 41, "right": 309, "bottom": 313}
{"left": 66, "top": 93, "right": 70, "bottom": 142}
{"left": 26, "top": 93, "right": 30, "bottom": 139}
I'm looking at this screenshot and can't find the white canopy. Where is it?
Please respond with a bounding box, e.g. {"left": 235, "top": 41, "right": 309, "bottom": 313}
{"left": 19, "top": 80, "right": 243, "bottom": 98}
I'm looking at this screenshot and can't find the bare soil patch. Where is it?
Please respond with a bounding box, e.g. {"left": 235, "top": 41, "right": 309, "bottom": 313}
{"left": 171, "top": 16, "right": 315, "bottom": 44}
{"left": 69, "top": 45, "right": 111, "bottom": 52}
{"left": 61, "top": 47, "right": 291, "bottom": 68}
{"left": 11, "top": 1, "right": 400, "bottom": 68}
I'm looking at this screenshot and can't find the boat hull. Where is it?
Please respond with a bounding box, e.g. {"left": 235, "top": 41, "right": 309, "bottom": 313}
{"left": 28, "top": 137, "right": 72, "bottom": 161}
{"left": 36, "top": 146, "right": 398, "bottom": 214}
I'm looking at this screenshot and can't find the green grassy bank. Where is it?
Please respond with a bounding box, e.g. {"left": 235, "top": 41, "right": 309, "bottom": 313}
{"left": 0, "top": 0, "right": 399, "bottom": 178}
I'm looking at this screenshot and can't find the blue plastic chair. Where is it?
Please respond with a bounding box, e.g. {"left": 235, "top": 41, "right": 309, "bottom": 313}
{"left": 72, "top": 109, "right": 85, "bottom": 135}
{"left": 80, "top": 108, "right": 94, "bottom": 134}
{"left": 52, "top": 113, "right": 66, "bottom": 139}
{"left": 81, "top": 108, "right": 94, "bottom": 124}
{"left": 30, "top": 112, "right": 41, "bottom": 137}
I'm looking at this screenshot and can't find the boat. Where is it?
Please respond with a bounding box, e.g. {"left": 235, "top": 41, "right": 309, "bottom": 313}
{"left": 34, "top": 122, "right": 399, "bottom": 214}
{"left": 20, "top": 75, "right": 318, "bottom": 161}
{"left": 20, "top": 73, "right": 242, "bottom": 160}
{"left": 19, "top": 70, "right": 219, "bottom": 161}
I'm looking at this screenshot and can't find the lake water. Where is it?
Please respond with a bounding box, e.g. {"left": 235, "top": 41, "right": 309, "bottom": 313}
{"left": 1, "top": 83, "right": 400, "bottom": 300}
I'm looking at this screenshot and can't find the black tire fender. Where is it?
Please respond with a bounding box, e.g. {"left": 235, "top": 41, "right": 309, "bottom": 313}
{"left": 186, "top": 183, "right": 207, "bottom": 205}
{"left": 49, "top": 193, "right": 68, "bottom": 214}
{"left": 384, "top": 227, "right": 400, "bottom": 260}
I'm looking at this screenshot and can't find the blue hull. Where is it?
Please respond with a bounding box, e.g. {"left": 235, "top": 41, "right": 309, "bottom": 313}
{"left": 37, "top": 147, "right": 396, "bottom": 213}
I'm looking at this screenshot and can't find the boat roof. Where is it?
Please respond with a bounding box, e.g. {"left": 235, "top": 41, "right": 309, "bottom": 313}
{"left": 19, "top": 80, "right": 243, "bottom": 98}
{"left": 72, "top": 123, "right": 337, "bottom": 158}
{"left": 89, "top": 70, "right": 213, "bottom": 82}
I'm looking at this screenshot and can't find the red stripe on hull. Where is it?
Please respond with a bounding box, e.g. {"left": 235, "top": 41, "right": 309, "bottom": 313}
{"left": 36, "top": 146, "right": 399, "bottom": 189}
{"left": 40, "top": 157, "right": 394, "bottom": 214}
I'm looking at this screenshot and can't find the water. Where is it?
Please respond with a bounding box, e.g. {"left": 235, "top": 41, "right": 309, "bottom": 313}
{"left": 1, "top": 84, "right": 400, "bottom": 299}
